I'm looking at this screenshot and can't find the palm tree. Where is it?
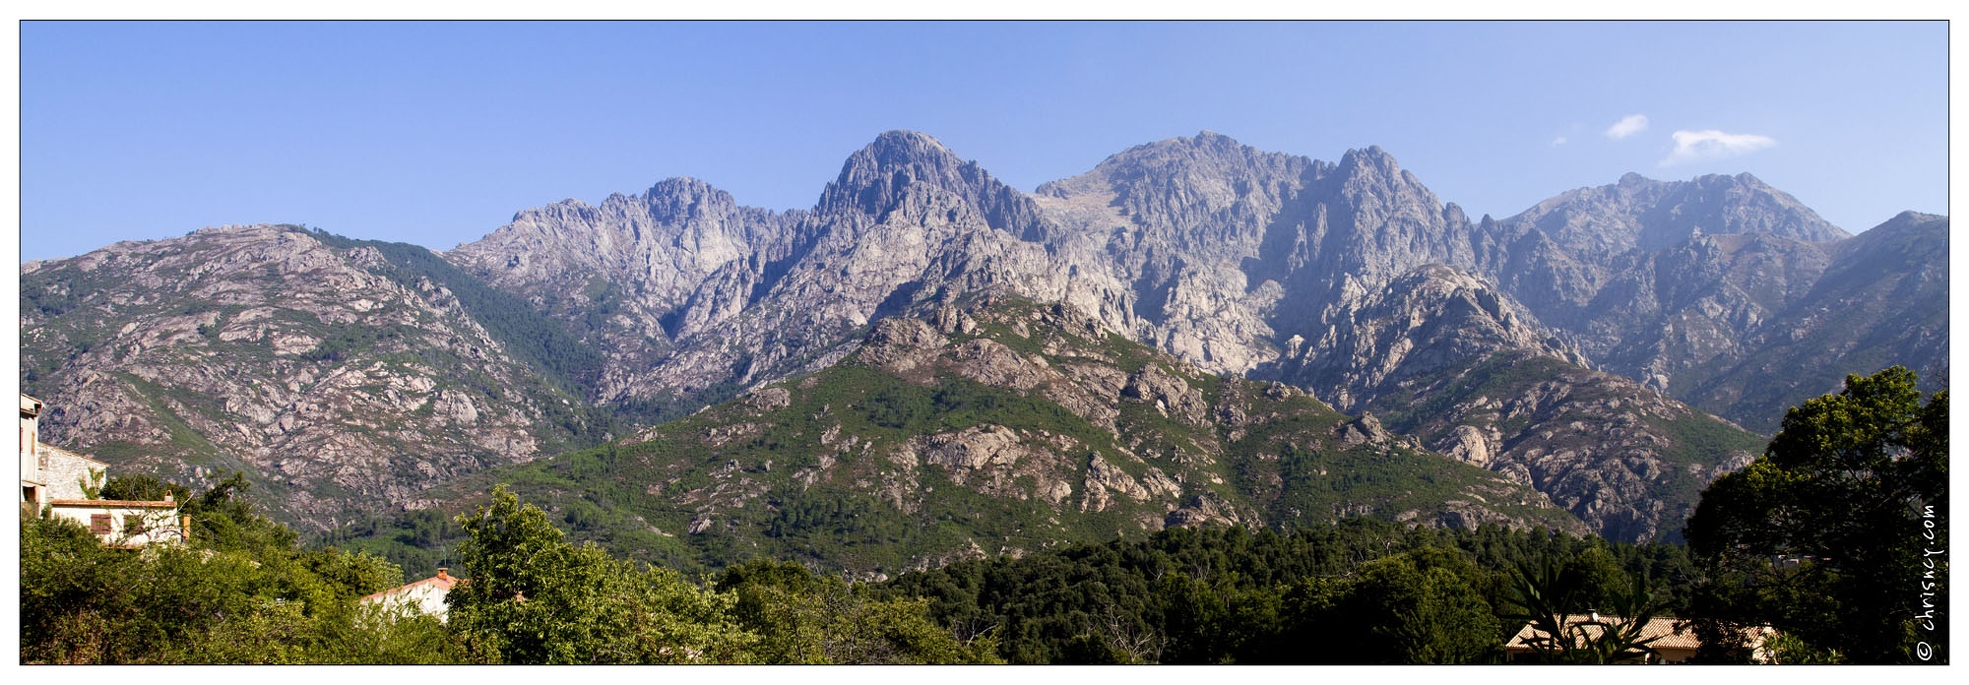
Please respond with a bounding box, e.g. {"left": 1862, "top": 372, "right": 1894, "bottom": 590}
{"left": 1506, "top": 562, "right": 1668, "bottom": 664}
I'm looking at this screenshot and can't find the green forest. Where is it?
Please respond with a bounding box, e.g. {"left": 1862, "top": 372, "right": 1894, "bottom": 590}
{"left": 19, "top": 368, "right": 1947, "bottom": 664}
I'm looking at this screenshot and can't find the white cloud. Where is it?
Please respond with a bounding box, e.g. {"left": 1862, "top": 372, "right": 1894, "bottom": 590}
{"left": 1660, "top": 129, "right": 1777, "bottom": 166}
{"left": 1551, "top": 135, "right": 1568, "bottom": 146}
{"left": 1605, "top": 114, "right": 1649, "bottom": 139}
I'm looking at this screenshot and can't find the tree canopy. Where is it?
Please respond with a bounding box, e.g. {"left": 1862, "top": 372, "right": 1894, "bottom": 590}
{"left": 444, "top": 485, "right": 752, "bottom": 664}
{"left": 20, "top": 472, "right": 459, "bottom": 664}
{"left": 1684, "top": 366, "right": 1948, "bottom": 664}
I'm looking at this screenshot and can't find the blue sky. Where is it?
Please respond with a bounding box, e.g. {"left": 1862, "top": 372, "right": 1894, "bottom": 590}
{"left": 18, "top": 21, "right": 1948, "bottom": 262}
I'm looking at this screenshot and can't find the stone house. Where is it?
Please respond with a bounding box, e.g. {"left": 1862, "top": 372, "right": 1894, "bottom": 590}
{"left": 21, "top": 393, "right": 108, "bottom": 512}
{"left": 21, "top": 393, "right": 186, "bottom": 547}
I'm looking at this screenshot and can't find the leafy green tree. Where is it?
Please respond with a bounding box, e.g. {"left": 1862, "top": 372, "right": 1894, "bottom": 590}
{"left": 445, "top": 485, "right": 754, "bottom": 663}
{"left": 21, "top": 472, "right": 467, "bottom": 664}
{"left": 719, "top": 558, "right": 1002, "bottom": 664}
{"left": 100, "top": 472, "right": 192, "bottom": 503}
{"left": 1154, "top": 571, "right": 1279, "bottom": 664}
{"left": 78, "top": 467, "right": 106, "bottom": 499}
{"left": 875, "top": 519, "right": 1705, "bottom": 664}
{"left": 178, "top": 472, "right": 299, "bottom": 555}
{"left": 1684, "top": 366, "right": 1947, "bottom": 664}
{"left": 1244, "top": 546, "right": 1501, "bottom": 664}
{"left": 1337, "top": 548, "right": 1502, "bottom": 664}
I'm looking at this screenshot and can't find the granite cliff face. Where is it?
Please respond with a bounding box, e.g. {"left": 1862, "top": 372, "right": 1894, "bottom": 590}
{"left": 1671, "top": 211, "right": 1950, "bottom": 432}
{"left": 1023, "top": 133, "right": 1937, "bottom": 436}
{"left": 450, "top": 132, "right": 1089, "bottom": 412}
{"left": 19, "top": 225, "right": 583, "bottom": 527}
{"left": 19, "top": 130, "right": 1943, "bottom": 549}
{"left": 1030, "top": 134, "right": 1487, "bottom": 375}
{"left": 1474, "top": 173, "right": 1853, "bottom": 413}
{"left": 1268, "top": 265, "right": 1762, "bottom": 542}
{"left": 445, "top": 177, "right": 807, "bottom": 405}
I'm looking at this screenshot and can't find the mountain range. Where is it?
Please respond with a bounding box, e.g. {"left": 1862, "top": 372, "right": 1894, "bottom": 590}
{"left": 18, "top": 130, "right": 1946, "bottom": 570}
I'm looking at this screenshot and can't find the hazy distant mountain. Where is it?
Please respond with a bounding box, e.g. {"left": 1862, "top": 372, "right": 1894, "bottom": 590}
{"left": 18, "top": 130, "right": 1944, "bottom": 555}
{"left": 1671, "top": 211, "right": 1949, "bottom": 432}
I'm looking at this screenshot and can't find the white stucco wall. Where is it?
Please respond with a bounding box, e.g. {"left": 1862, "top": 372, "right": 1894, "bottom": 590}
{"left": 49, "top": 501, "right": 186, "bottom": 548}
{"left": 363, "top": 577, "right": 455, "bottom": 622}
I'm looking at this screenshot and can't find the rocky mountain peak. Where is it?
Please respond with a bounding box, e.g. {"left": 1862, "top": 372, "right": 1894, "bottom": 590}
{"left": 1505, "top": 170, "right": 1848, "bottom": 264}
{"left": 1339, "top": 144, "right": 1392, "bottom": 165}
{"left": 506, "top": 177, "right": 744, "bottom": 237}
{"left": 823, "top": 131, "right": 963, "bottom": 192}
{"left": 1335, "top": 145, "right": 1406, "bottom": 181}
{"left": 816, "top": 130, "right": 1051, "bottom": 242}
{"left": 858, "top": 130, "right": 960, "bottom": 170}
{"left": 639, "top": 177, "right": 739, "bottom": 217}
{"left": 819, "top": 131, "right": 974, "bottom": 217}
{"left": 1066, "top": 130, "right": 1303, "bottom": 186}
{"left": 1178, "top": 129, "right": 1248, "bottom": 154}
{"left": 22, "top": 129, "right": 1938, "bottom": 550}
{"left": 1847, "top": 211, "right": 1947, "bottom": 252}
{"left": 1282, "top": 264, "right": 1585, "bottom": 409}
{"left": 1884, "top": 209, "right": 1947, "bottom": 227}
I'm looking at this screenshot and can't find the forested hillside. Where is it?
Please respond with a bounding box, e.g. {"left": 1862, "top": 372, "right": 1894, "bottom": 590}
{"left": 26, "top": 367, "right": 1943, "bottom": 664}
{"left": 19, "top": 476, "right": 1684, "bottom": 665}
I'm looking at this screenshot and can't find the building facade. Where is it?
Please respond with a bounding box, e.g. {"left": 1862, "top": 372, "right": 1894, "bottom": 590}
{"left": 47, "top": 498, "right": 190, "bottom": 548}
{"left": 22, "top": 393, "right": 185, "bottom": 547}
{"left": 360, "top": 568, "right": 459, "bottom": 621}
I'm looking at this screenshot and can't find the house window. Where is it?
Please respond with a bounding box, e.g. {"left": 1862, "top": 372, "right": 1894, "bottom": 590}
{"left": 90, "top": 514, "right": 111, "bottom": 534}
{"left": 125, "top": 514, "right": 148, "bottom": 535}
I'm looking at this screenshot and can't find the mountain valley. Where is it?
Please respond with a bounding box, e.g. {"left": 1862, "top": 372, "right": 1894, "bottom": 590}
{"left": 18, "top": 130, "right": 1945, "bottom": 571}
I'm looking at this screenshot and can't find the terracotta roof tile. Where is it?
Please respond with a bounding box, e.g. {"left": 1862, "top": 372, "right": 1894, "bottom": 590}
{"left": 359, "top": 573, "right": 459, "bottom": 604}
{"left": 47, "top": 499, "right": 181, "bottom": 509}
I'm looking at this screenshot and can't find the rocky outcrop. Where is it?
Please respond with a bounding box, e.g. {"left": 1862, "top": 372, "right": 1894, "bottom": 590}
{"left": 1268, "top": 265, "right": 1764, "bottom": 542}
{"left": 1121, "top": 363, "right": 1210, "bottom": 427}
{"left": 455, "top": 295, "right": 1584, "bottom": 574}
{"left": 446, "top": 177, "right": 808, "bottom": 404}
{"left": 18, "top": 225, "right": 570, "bottom": 528}
{"left": 1282, "top": 264, "right": 1586, "bottom": 410}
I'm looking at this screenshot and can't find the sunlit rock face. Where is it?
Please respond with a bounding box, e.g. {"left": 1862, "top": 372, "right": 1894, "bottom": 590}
{"left": 21, "top": 130, "right": 1941, "bottom": 543}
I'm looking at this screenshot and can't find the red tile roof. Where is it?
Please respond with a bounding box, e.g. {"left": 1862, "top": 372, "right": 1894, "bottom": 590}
{"left": 47, "top": 499, "right": 181, "bottom": 509}
{"left": 360, "top": 571, "right": 459, "bottom": 604}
